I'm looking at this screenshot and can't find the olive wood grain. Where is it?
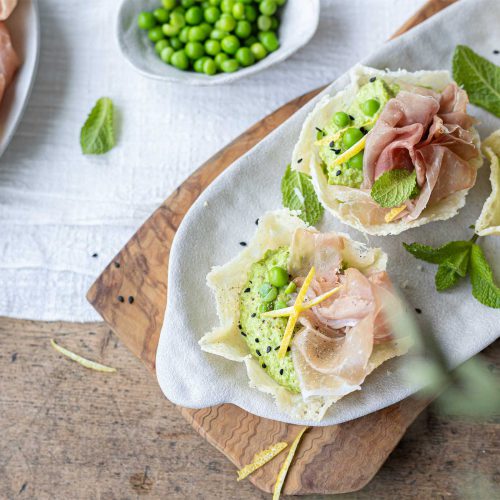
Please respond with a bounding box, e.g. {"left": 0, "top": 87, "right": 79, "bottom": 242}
{"left": 87, "top": 0, "right": 457, "bottom": 495}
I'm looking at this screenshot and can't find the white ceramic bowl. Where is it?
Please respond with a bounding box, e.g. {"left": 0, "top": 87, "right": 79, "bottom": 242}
{"left": 116, "top": 0, "right": 320, "bottom": 85}
{"left": 0, "top": 0, "right": 40, "bottom": 159}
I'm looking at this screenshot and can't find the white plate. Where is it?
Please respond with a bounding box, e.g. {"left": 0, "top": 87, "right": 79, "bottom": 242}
{"left": 0, "top": 0, "right": 40, "bottom": 159}
{"left": 116, "top": 0, "right": 319, "bottom": 86}
{"left": 156, "top": 0, "right": 500, "bottom": 426}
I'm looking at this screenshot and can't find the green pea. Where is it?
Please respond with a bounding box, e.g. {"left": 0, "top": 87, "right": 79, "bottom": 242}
{"left": 209, "top": 0, "right": 221, "bottom": 4}
{"left": 361, "top": 98, "right": 380, "bottom": 117}
{"left": 284, "top": 281, "right": 297, "bottom": 294}
{"left": 210, "top": 28, "right": 227, "bottom": 40}
{"left": 235, "top": 47, "right": 255, "bottom": 67}
{"left": 203, "top": 57, "right": 217, "bottom": 75}
{"left": 220, "top": 57, "right": 239, "bottom": 73}
{"left": 162, "top": 0, "right": 177, "bottom": 9}
{"left": 188, "top": 26, "right": 207, "bottom": 42}
{"left": 185, "top": 41, "right": 205, "bottom": 59}
{"left": 260, "top": 0, "right": 277, "bottom": 16}
{"left": 205, "top": 39, "right": 221, "bottom": 55}
{"left": 181, "top": 0, "right": 195, "bottom": 7}
{"left": 214, "top": 52, "right": 229, "bottom": 69}
{"left": 170, "top": 49, "right": 189, "bottom": 70}
{"left": 235, "top": 20, "right": 252, "bottom": 39}
{"left": 172, "top": 6, "right": 185, "bottom": 14}
{"left": 267, "top": 266, "right": 288, "bottom": 287}
{"left": 138, "top": 12, "right": 156, "bottom": 30}
{"left": 257, "top": 15, "right": 272, "bottom": 31}
{"left": 202, "top": 0, "right": 210, "bottom": 7}
{"left": 160, "top": 46, "right": 175, "bottom": 63}
{"left": 170, "top": 11, "right": 186, "bottom": 27}
{"left": 244, "top": 5, "right": 258, "bottom": 22}
{"left": 260, "top": 284, "right": 278, "bottom": 303}
{"left": 155, "top": 39, "right": 170, "bottom": 54}
{"left": 217, "top": 13, "right": 236, "bottom": 32}
{"left": 259, "top": 302, "right": 272, "bottom": 313}
{"left": 154, "top": 8, "right": 170, "bottom": 23}
{"left": 185, "top": 6, "right": 203, "bottom": 24}
{"left": 162, "top": 23, "right": 180, "bottom": 37}
{"left": 348, "top": 151, "right": 364, "bottom": 170}
{"left": 148, "top": 26, "right": 165, "bottom": 42}
{"left": 250, "top": 42, "right": 267, "bottom": 60}
{"left": 179, "top": 26, "right": 190, "bottom": 43}
{"left": 258, "top": 31, "right": 279, "bottom": 52}
{"left": 200, "top": 22, "right": 212, "bottom": 36}
{"left": 220, "top": 0, "right": 235, "bottom": 13}
{"left": 204, "top": 5, "right": 221, "bottom": 23}
{"left": 169, "top": 36, "right": 183, "bottom": 50}
{"left": 244, "top": 35, "right": 258, "bottom": 47}
{"left": 194, "top": 56, "right": 209, "bottom": 72}
{"left": 333, "top": 111, "right": 350, "bottom": 128}
{"left": 343, "top": 127, "right": 364, "bottom": 149}
{"left": 270, "top": 16, "right": 279, "bottom": 30}
{"left": 221, "top": 34, "right": 240, "bottom": 55}
{"left": 274, "top": 301, "right": 288, "bottom": 310}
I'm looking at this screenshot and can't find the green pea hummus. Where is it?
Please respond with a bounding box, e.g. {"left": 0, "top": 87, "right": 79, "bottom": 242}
{"left": 239, "top": 247, "right": 300, "bottom": 393}
{"left": 318, "top": 78, "right": 399, "bottom": 188}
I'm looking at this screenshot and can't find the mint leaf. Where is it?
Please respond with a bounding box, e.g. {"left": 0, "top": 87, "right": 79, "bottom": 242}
{"left": 281, "top": 164, "right": 324, "bottom": 226}
{"left": 403, "top": 240, "right": 472, "bottom": 265}
{"left": 469, "top": 244, "right": 500, "bottom": 308}
{"left": 435, "top": 264, "right": 462, "bottom": 291}
{"left": 80, "top": 97, "right": 115, "bottom": 154}
{"left": 371, "top": 170, "right": 417, "bottom": 208}
{"left": 452, "top": 45, "right": 500, "bottom": 118}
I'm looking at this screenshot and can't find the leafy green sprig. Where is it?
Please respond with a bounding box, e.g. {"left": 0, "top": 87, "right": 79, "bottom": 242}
{"left": 403, "top": 231, "right": 500, "bottom": 308}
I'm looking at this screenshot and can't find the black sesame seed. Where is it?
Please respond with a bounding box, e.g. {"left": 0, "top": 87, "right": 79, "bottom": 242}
{"left": 297, "top": 158, "right": 303, "bottom": 163}
{"left": 279, "top": 369, "right": 284, "bottom": 375}
{"left": 329, "top": 140, "right": 335, "bottom": 148}
{"left": 315, "top": 127, "right": 322, "bottom": 133}
{"left": 262, "top": 363, "right": 267, "bottom": 369}
{"left": 336, "top": 170, "right": 341, "bottom": 176}
{"left": 238, "top": 323, "right": 242, "bottom": 330}
{"left": 360, "top": 127, "right": 367, "bottom": 134}
{"left": 239, "top": 241, "right": 247, "bottom": 247}
{"left": 255, "top": 338, "right": 259, "bottom": 343}
{"left": 92, "top": 253, "right": 98, "bottom": 258}
{"left": 117, "top": 295, "right": 124, "bottom": 303}
{"left": 241, "top": 332, "right": 247, "bottom": 337}
{"left": 128, "top": 296, "right": 134, "bottom": 304}
{"left": 256, "top": 350, "right": 261, "bottom": 356}
{"left": 415, "top": 308, "right": 422, "bottom": 314}
{"left": 255, "top": 218, "right": 259, "bottom": 225}
{"left": 333, "top": 148, "right": 341, "bottom": 154}
{"left": 494, "top": 50, "right": 499, "bottom": 54}
{"left": 251, "top": 313, "right": 256, "bottom": 318}
{"left": 370, "top": 76, "right": 377, "bottom": 82}
{"left": 349, "top": 114, "right": 355, "bottom": 121}
{"left": 266, "top": 346, "right": 271, "bottom": 353}
{"left": 244, "top": 287, "right": 250, "bottom": 293}
{"left": 114, "top": 261, "right": 120, "bottom": 268}
{"left": 275, "top": 346, "right": 280, "bottom": 351}
{"left": 287, "top": 346, "right": 291, "bottom": 352}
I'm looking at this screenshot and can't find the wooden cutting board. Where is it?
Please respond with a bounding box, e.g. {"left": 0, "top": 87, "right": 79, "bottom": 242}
{"left": 87, "top": 0, "right": 457, "bottom": 494}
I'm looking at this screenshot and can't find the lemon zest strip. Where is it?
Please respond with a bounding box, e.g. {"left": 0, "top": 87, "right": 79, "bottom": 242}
{"left": 277, "top": 267, "right": 315, "bottom": 359}
{"left": 272, "top": 427, "right": 309, "bottom": 500}
{"left": 331, "top": 135, "right": 367, "bottom": 168}
{"left": 237, "top": 442, "right": 288, "bottom": 481}
{"left": 384, "top": 204, "right": 407, "bottom": 222}
{"left": 50, "top": 339, "right": 117, "bottom": 372}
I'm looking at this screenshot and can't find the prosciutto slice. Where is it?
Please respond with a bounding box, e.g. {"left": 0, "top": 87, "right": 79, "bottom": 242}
{"left": 289, "top": 233, "right": 405, "bottom": 399}
{"left": 0, "top": 22, "right": 19, "bottom": 101}
{"left": 363, "top": 83, "right": 479, "bottom": 221}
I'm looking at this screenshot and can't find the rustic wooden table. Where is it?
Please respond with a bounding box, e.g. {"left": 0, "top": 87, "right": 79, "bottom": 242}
{"left": 1, "top": 317, "right": 498, "bottom": 499}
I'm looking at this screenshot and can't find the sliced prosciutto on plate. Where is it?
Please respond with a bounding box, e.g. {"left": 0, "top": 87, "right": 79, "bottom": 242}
{"left": 0, "top": 21, "right": 19, "bottom": 102}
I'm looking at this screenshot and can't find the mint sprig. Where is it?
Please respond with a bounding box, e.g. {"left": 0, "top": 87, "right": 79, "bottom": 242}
{"left": 80, "top": 97, "right": 115, "bottom": 155}
{"left": 452, "top": 45, "right": 500, "bottom": 118}
{"left": 403, "top": 234, "right": 500, "bottom": 308}
{"left": 371, "top": 170, "right": 419, "bottom": 208}
{"left": 281, "top": 164, "right": 324, "bottom": 226}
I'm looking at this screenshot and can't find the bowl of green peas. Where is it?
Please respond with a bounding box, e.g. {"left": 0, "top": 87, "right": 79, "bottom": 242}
{"left": 117, "top": 0, "right": 320, "bottom": 85}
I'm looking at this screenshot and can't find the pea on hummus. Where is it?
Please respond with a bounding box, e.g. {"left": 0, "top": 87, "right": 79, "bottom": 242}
{"left": 239, "top": 247, "right": 300, "bottom": 393}
{"left": 317, "top": 78, "right": 398, "bottom": 188}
